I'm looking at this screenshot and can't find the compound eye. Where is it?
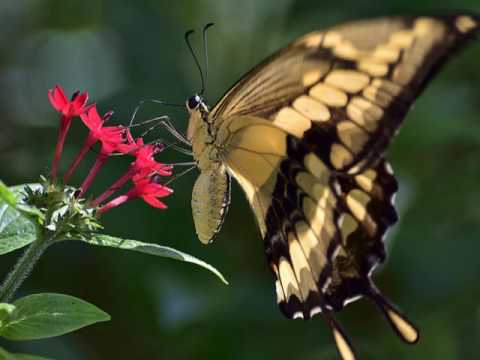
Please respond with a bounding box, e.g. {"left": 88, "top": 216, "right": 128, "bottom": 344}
{"left": 187, "top": 95, "right": 201, "bottom": 110}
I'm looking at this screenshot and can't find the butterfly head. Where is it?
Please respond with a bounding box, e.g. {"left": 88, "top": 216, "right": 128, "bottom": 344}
{"left": 186, "top": 94, "right": 209, "bottom": 116}
{"left": 186, "top": 93, "right": 210, "bottom": 143}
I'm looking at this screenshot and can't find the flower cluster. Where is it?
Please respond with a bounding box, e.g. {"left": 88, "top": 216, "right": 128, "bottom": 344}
{"left": 48, "top": 85, "right": 173, "bottom": 214}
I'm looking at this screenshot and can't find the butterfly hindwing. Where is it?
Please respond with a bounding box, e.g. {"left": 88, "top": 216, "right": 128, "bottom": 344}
{"left": 219, "top": 117, "right": 342, "bottom": 319}
{"left": 326, "top": 159, "right": 398, "bottom": 309}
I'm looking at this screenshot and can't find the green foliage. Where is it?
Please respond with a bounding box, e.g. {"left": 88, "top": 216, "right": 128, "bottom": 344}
{"left": 0, "top": 184, "right": 36, "bottom": 255}
{"left": 0, "top": 346, "right": 53, "bottom": 360}
{"left": 0, "top": 293, "right": 110, "bottom": 341}
{"left": 21, "top": 178, "right": 102, "bottom": 240}
{"left": 82, "top": 234, "right": 228, "bottom": 284}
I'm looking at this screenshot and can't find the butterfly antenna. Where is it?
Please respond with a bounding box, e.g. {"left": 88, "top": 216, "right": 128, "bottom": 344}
{"left": 185, "top": 29, "right": 206, "bottom": 95}
{"left": 200, "top": 22, "right": 214, "bottom": 96}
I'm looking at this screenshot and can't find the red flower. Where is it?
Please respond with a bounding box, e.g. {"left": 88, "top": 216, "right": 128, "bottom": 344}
{"left": 92, "top": 140, "right": 172, "bottom": 206}
{"left": 130, "top": 171, "right": 172, "bottom": 208}
{"left": 78, "top": 124, "right": 137, "bottom": 197}
{"left": 64, "top": 106, "right": 114, "bottom": 182}
{"left": 97, "top": 171, "right": 172, "bottom": 214}
{"left": 49, "top": 85, "right": 91, "bottom": 179}
{"left": 47, "top": 84, "right": 174, "bottom": 215}
{"left": 131, "top": 140, "right": 173, "bottom": 176}
{"left": 81, "top": 106, "right": 139, "bottom": 156}
{"left": 48, "top": 85, "right": 89, "bottom": 118}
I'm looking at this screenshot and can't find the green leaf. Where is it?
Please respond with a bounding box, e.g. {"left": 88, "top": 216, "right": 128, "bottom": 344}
{"left": 0, "top": 182, "right": 18, "bottom": 208}
{"left": 12, "top": 355, "right": 53, "bottom": 360}
{"left": 0, "top": 303, "right": 16, "bottom": 323}
{"left": 0, "top": 293, "right": 110, "bottom": 340}
{"left": 80, "top": 234, "right": 229, "bottom": 285}
{"left": 0, "top": 184, "right": 37, "bottom": 255}
{"left": 0, "top": 346, "right": 53, "bottom": 360}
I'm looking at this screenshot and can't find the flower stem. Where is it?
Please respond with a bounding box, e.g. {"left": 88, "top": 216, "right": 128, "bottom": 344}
{"left": 96, "top": 194, "right": 130, "bottom": 215}
{"left": 93, "top": 167, "right": 136, "bottom": 206}
{"left": 0, "top": 238, "right": 50, "bottom": 303}
{"left": 51, "top": 116, "right": 72, "bottom": 180}
{"left": 64, "top": 135, "right": 96, "bottom": 184}
{"left": 79, "top": 153, "right": 108, "bottom": 197}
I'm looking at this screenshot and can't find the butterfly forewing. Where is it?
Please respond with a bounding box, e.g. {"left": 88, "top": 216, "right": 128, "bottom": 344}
{"left": 212, "top": 15, "right": 480, "bottom": 174}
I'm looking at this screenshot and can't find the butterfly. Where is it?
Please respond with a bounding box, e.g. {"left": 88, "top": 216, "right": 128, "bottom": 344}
{"left": 183, "top": 14, "right": 479, "bottom": 360}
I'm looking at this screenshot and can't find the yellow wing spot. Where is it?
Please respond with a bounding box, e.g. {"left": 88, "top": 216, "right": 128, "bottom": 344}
{"left": 389, "top": 30, "right": 414, "bottom": 48}
{"left": 346, "top": 189, "right": 377, "bottom": 235}
{"left": 455, "top": 15, "right": 477, "bottom": 33}
{"left": 333, "top": 328, "right": 356, "bottom": 360}
{"left": 325, "top": 70, "right": 370, "bottom": 93}
{"left": 346, "top": 189, "right": 370, "bottom": 221}
{"left": 392, "top": 62, "right": 417, "bottom": 86}
{"left": 303, "top": 153, "right": 330, "bottom": 182}
{"left": 278, "top": 257, "right": 303, "bottom": 302}
{"left": 362, "top": 84, "right": 394, "bottom": 107}
{"left": 358, "top": 60, "right": 389, "bottom": 77}
{"left": 354, "top": 169, "right": 377, "bottom": 192}
{"left": 302, "top": 69, "right": 323, "bottom": 86}
{"left": 333, "top": 42, "right": 362, "bottom": 61}
{"left": 293, "top": 95, "right": 331, "bottom": 122}
{"left": 288, "top": 233, "right": 318, "bottom": 297}
{"left": 372, "top": 45, "right": 401, "bottom": 63}
{"left": 414, "top": 17, "right": 438, "bottom": 36}
{"left": 347, "top": 96, "right": 384, "bottom": 132}
{"left": 297, "top": 32, "right": 324, "bottom": 48}
{"left": 337, "top": 120, "right": 370, "bottom": 153}
{"left": 346, "top": 158, "right": 368, "bottom": 175}
{"left": 339, "top": 212, "right": 358, "bottom": 244}
{"left": 330, "top": 143, "right": 354, "bottom": 169}
{"left": 386, "top": 309, "right": 419, "bottom": 343}
{"left": 296, "top": 172, "right": 331, "bottom": 205}
{"left": 303, "top": 196, "right": 337, "bottom": 238}
{"left": 295, "top": 221, "right": 328, "bottom": 279}
{"left": 274, "top": 279, "right": 285, "bottom": 304}
{"left": 371, "top": 78, "right": 402, "bottom": 96}
{"left": 273, "top": 107, "right": 312, "bottom": 137}
{"left": 310, "top": 83, "right": 348, "bottom": 107}
{"left": 323, "top": 31, "right": 342, "bottom": 47}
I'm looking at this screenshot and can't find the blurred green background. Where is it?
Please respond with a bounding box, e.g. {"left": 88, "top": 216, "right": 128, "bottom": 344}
{"left": 1, "top": 0, "right": 480, "bottom": 359}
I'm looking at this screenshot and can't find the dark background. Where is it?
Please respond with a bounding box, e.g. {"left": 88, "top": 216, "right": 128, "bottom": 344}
{"left": 1, "top": 1, "right": 480, "bottom": 359}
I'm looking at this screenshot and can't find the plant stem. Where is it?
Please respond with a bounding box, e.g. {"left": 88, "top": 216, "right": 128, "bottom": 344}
{"left": 0, "top": 237, "right": 50, "bottom": 303}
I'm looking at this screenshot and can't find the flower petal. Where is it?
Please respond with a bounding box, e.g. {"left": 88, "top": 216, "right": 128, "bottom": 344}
{"left": 141, "top": 195, "right": 167, "bottom": 209}
{"left": 80, "top": 105, "right": 103, "bottom": 132}
{"left": 48, "top": 85, "right": 68, "bottom": 112}
{"left": 72, "top": 92, "right": 89, "bottom": 113}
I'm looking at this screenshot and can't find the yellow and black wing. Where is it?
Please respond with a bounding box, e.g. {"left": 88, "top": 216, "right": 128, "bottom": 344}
{"left": 211, "top": 14, "right": 478, "bottom": 359}
{"left": 212, "top": 15, "right": 479, "bottom": 173}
